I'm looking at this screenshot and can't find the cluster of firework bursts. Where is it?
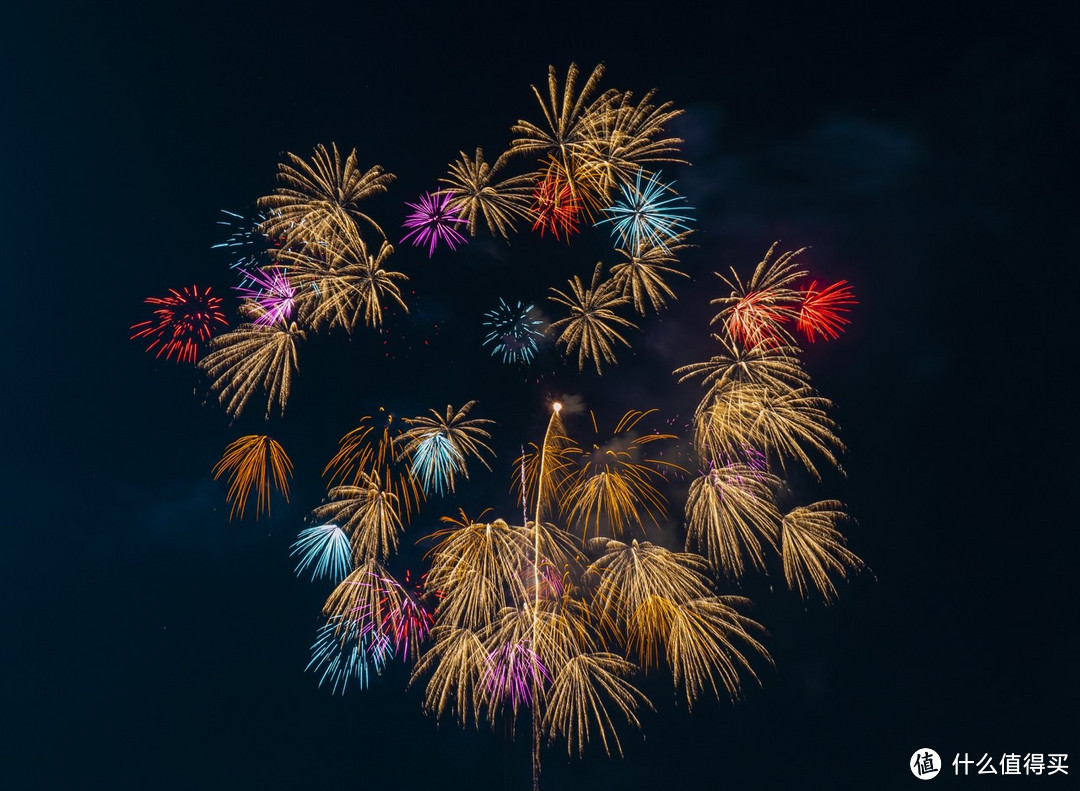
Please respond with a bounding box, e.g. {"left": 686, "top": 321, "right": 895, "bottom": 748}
{"left": 131, "top": 63, "right": 863, "bottom": 776}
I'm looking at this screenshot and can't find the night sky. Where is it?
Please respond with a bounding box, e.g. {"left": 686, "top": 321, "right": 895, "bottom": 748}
{"left": 5, "top": 2, "right": 1076, "bottom": 788}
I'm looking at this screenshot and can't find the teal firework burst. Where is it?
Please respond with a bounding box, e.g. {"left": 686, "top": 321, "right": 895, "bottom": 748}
{"left": 410, "top": 432, "right": 465, "bottom": 496}
{"left": 482, "top": 298, "right": 546, "bottom": 364}
{"left": 307, "top": 616, "right": 391, "bottom": 695}
{"left": 290, "top": 524, "right": 353, "bottom": 582}
{"left": 596, "top": 170, "right": 693, "bottom": 255}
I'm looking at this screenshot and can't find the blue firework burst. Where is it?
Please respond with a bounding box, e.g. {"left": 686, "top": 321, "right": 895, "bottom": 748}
{"left": 409, "top": 432, "right": 465, "bottom": 496}
{"left": 290, "top": 523, "right": 353, "bottom": 583}
{"left": 307, "top": 616, "right": 391, "bottom": 695}
{"left": 212, "top": 210, "right": 274, "bottom": 284}
{"left": 595, "top": 170, "right": 693, "bottom": 254}
{"left": 482, "top": 298, "right": 546, "bottom": 364}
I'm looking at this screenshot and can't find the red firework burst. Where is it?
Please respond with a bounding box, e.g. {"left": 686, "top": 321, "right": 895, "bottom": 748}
{"left": 130, "top": 285, "right": 228, "bottom": 363}
{"left": 530, "top": 173, "right": 581, "bottom": 239}
{"left": 725, "top": 291, "right": 792, "bottom": 350}
{"left": 797, "top": 280, "right": 856, "bottom": 342}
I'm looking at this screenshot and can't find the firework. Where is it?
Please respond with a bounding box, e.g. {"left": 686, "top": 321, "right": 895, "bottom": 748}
{"left": 510, "top": 63, "right": 615, "bottom": 166}
{"left": 743, "top": 383, "right": 845, "bottom": 481}
{"left": 385, "top": 580, "right": 435, "bottom": 662}
{"left": 441, "top": 148, "right": 541, "bottom": 238}
{"left": 130, "top": 285, "right": 227, "bottom": 363}
{"left": 398, "top": 402, "right": 495, "bottom": 495}
{"left": 482, "top": 299, "right": 547, "bottom": 365}
{"left": 577, "top": 88, "right": 686, "bottom": 193}
{"left": 484, "top": 639, "right": 551, "bottom": 711}
{"left": 608, "top": 231, "right": 691, "bottom": 315}
{"left": 233, "top": 266, "right": 296, "bottom": 327}
{"left": 212, "top": 209, "right": 274, "bottom": 276}
{"left": 411, "top": 626, "right": 492, "bottom": 727}
{"left": 322, "top": 560, "right": 408, "bottom": 648}
{"left": 307, "top": 615, "right": 390, "bottom": 694}
{"left": 542, "top": 652, "right": 651, "bottom": 758}
{"left": 780, "top": 501, "right": 865, "bottom": 602}
{"left": 280, "top": 221, "right": 408, "bottom": 333}
{"left": 309, "top": 474, "right": 403, "bottom": 564}
{"left": 258, "top": 143, "right": 395, "bottom": 245}
{"left": 290, "top": 523, "right": 353, "bottom": 583}
{"left": 549, "top": 264, "right": 637, "bottom": 374}
{"left": 560, "top": 410, "right": 682, "bottom": 540}
{"left": 401, "top": 190, "right": 469, "bottom": 257}
{"left": 684, "top": 464, "right": 783, "bottom": 579}
{"left": 199, "top": 322, "right": 304, "bottom": 421}
{"left": 596, "top": 169, "right": 693, "bottom": 255}
{"left": 675, "top": 333, "right": 809, "bottom": 398}
{"left": 425, "top": 515, "right": 530, "bottom": 629}
{"left": 658, "top": 596, "right": 770, "bottom": 707}
{"left": 404, "top": 433, "right": 463, "bottom": 497}
{"left": 711, "top": 243, "right": 807, "bottom": 350}
{"left": 211, "top": 435, "right": 293, "bottom": 521}
{"left": 797, "top": 280, "right": 857, "bottom": 342}
{"left": 530, "top": 170, "right": 582, "bottom": 239}
{"left": 588, "top": 539, "right": 713, "bottom": 635}
{"left": 322, "top": 409, "right": 423, "bottom": 520}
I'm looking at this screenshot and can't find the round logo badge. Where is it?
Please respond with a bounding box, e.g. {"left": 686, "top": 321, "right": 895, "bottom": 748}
{"left": 911, "top": 748, "right": 941, "bottom": 779}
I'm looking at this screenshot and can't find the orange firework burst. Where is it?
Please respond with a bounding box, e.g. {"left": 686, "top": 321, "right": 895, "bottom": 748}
{"left": 211, "top": 435, "right": 293, "bottom": 521}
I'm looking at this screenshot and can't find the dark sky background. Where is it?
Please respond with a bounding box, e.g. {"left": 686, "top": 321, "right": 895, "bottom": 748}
{"left": 4, "top": 1, "right": 1076, "bottom": 788}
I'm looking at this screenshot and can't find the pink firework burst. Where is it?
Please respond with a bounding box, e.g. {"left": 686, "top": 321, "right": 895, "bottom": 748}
{"left": 377, "top": 570, "right": 434, "bottom": 662}
{"left": 797, "top": 280, "right": 856, "bottom": 342}
{"left": 130, "top": 285, "right": 228, "bottom": 363}
{"left": 484, "top": 640, "right": 551, "bottom": 709}
{"left": 401, "top": 190, "right": 468, "bottom": 257}
{"left": 234, "top": 266, "right": 296, "bottom": 327}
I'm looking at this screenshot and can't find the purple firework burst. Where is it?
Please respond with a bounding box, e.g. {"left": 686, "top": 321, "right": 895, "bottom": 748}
{"left": 401, "top": 190, "right": 468, "bottom": 257}
{"left": 234, "top": 266, "right": 296, "bottom": 326}
{"left": 483, "top": 640, "right": 551, "bottom": 709}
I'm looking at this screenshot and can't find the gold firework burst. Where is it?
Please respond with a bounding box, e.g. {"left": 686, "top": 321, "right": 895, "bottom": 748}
{"left": 440, "top": 148, "right": 535, "bottom": 238}
{"left": 780, "top": 501, "right": 865, "bottom": 602}
{"left": 308, "top": 473, "right": 403, "bottom": 564}
{"left": 322, "top": 409, "right": 423, "bottom": 520}
{"left": 608, "top": 231, "right": 692, "bottom": 315}
{"left": 559, "top": 410, "right": 683, "bottom": 540}
{"left": 278, "top": 220, "right": 408, "bottom": 333}
{"left": 549, "top": 263, "right": 637, "bottom": 374}
{"left": 199, "top": 321, "right": 304, "bottom": 420}
{"left": 684, "top": 464, "right": 783, "bottom": 578}
{"left": 258, "top": 143, "right": 395, "bottom": 246}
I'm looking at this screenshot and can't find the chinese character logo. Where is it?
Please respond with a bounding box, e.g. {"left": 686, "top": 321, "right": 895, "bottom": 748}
{"left": 911, "top": 748, "right": 941, "bottom": 779}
